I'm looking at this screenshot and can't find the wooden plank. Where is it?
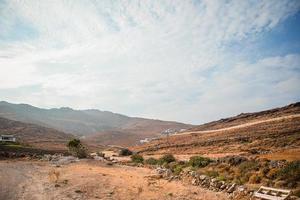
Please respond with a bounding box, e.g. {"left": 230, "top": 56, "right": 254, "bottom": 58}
{"left": 253, "top": 192, "right": 286, "bottom": 200}
{"left": 253, "top": 186, "right": 291, "bottom": 200}
{"left": 260, "top": 186, "right": 290, "bottom": 194}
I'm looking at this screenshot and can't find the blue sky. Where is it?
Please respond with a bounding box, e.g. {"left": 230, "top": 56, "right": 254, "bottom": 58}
{"left": 0, "top": 0, "right": 300, "bottom": 124}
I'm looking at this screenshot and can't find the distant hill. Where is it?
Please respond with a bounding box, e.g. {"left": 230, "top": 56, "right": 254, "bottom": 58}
{"left": 133, "top": 102, "right": 300, "bottom": 159}
{"left": 189, "top": 102, "right": 300, "bottom": 132}
{"left": 0, "top": 101, "right": 193, "bottom": 146}
{"left": 0, "top": 117, "right": 73, "bottom": 150}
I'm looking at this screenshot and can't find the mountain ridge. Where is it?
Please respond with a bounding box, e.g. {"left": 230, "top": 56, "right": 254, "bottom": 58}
{"left": 0, "top": 101, "right": 193, "bottom": 146}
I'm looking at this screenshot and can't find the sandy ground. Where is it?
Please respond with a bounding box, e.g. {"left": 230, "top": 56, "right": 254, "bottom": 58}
{"left": 0, "top": 160, "right": 229, "bottom": 200}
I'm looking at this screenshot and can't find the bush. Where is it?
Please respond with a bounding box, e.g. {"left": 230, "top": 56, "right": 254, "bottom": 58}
{"left": 144, "top": 157, "right": 159, "bottom": 165}
{"left": 119, "top": 148, "right": 133, "bottom": 156}
{"left": 173, "top": 165, "right": 184, "bottom": 175}
{"left": 131, "top": 154, "right": 144, "bottom": 163}
{"left": 158, "top": 154, "right": 176, "bottom": 165}
{"left": 276, "top": 161, "right": 300, "bottom": 187}
{"left": 238, "top": 160, "right": 259, "bottom": 174}
{"left": 188, "top": 156, "right": 211, "bottom": 168}
{"left": 249, "top": 174, "right": 262, "bottom": 184}
{"left": 67, "top": 139, "right": 87, "bottom": 158}
{"left": 206, "top": 170, "right": 219, "bottom": 177}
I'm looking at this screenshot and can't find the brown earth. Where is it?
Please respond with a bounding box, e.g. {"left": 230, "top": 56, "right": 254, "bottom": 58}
{"left": 189, "top": 102, "right": 300, "bottom": 132}
{"left": 0, "top": 117, "right": 74, "bottom": 151}
{"left": 132, "top": 103, "right": 300, "bottom": 160}
{"left": 0, "top": 101, "right": 193, "bottom": 146}
{"left": 0, "top": 160, "right": 229, "bottom": 200}
{"left": 84, "top": 119, "right": 193, "bottom": 147}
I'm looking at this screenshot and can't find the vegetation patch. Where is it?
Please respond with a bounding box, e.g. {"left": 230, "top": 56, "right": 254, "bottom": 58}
{"left": 131, "top": 154, "right": 144, "bottom": 163}
{"left": 119, "top": 148, "right": 133, "bottom": 156}
{"left": 188, "top": 156, "right": 211, "bottom": 168}
{"left": 67, "top": 139, "right": 87, "bottom": 158}
{"left": 144, "top": 157, "right": 159, "bottom": 165}
{"left": 276, "top": 161, "right": 300, "bottom": 188}
{"left": 158, "top": 154, "right": 176, "bottom": 165}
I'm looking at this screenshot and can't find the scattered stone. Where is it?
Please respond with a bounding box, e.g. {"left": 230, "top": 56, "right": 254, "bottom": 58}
{"left": 227, "top": 183, "right": 236, "bottom": 193}
{"left": 199, "top": 175, "right": 207, "bottom": 180}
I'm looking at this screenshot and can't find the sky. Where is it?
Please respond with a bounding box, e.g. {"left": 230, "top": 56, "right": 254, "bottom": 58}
{"left": 0, "top": 0, "right": 300, "bottom": 124}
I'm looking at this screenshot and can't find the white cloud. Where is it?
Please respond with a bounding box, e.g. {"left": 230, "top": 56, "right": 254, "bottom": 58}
{"left": 0, "top": 0, "right": 300, "bottom": 123}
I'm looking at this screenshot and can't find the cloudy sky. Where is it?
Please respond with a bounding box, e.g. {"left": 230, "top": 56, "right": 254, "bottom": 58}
{"left": 0, "top": 0, "right": 300, "bottom": 124}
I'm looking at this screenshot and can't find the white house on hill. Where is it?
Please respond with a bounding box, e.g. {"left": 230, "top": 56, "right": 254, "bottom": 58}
{"left": 0, "top": 135, "right": 16, "bottom": 142}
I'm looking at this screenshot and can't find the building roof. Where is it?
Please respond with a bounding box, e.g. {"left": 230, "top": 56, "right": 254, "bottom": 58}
{"left": 0, "top": 135, "right": 15, "bottom": 137}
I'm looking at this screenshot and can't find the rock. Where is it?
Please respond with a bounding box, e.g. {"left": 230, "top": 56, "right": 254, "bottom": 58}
{"left": 146, "top": 174, "right": 163, "bottom": 179}
{"left": 190, "top": 171, "right": 197, "bottom": 177}
{"left": 211, "top": 178, "right": 217, "bottom": 183}
{"left": 220, "top": 184, "right": 226, "bottom": 190}
{"left": 106, "top": 162, "right": 113, "bottom": 166}
{"left": 192, "top": 178, "right": 199, "bottom": 186}
{"left": 227, "top": 183, "right": 236, "bottom": 193}
{"left": 215, "top": 181, "right": 222, "bottom": 189}
{"left": 289, "top": 196, "right": 300, "bottom": 200}
{"left": 199, "top": 175, "right": 207, "bottom": 180}
{"left": 237, "top": 186, "right": 246, "bottom": 192}
{"left": 94, "top": 156, "right": 105, "bottom": 161}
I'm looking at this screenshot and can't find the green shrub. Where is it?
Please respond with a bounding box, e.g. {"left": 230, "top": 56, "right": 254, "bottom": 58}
{"left": 131, "top": 154, "right": 144, "bottom": 163}
{"left": 238, "top": 160, "right": 259, "bottom": 174}
{"left": 119, "top": 148, "right": 133, "bottom": 156}
{"left": 188, "top": 156, "right": 211, "bottom": 168}
{"left": 276, "top": 161, "right": 300, "bottom": 188}
{"left": 158, "top": 154, "right": 176, "bottom": 165}
{"left": 217, "top": 175, "right": 227, "bottom": 182}
{"left": 206, "top": 170, "right": 219, "bottom": 177}
{"left": 173, "top": 165, "right": 184, "bottom": 175}
{"left": 67, "top": 139, "right": 87, "bottom": 158}
{"left": 144, "top": 157, "right": 158, "bottom": 165}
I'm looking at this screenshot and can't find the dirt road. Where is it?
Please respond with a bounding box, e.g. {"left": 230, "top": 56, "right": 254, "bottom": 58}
{"left": 0, "top": 160, "right": 229, "bottom": 200}
{"left": 176, "top": 114, "right": 300, "bottom": 136}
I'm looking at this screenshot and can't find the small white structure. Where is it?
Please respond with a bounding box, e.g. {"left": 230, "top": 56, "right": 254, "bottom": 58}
{"left": 0, "top": 135, "right": 16, "bottom": 142}
{"left": 253, "top": 186, "right": 291, "bottom": 200}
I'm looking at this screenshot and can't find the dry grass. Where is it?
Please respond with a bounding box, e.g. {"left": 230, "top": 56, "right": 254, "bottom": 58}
{"left": 48, "top": 169, "right": 60, "bottom": 183}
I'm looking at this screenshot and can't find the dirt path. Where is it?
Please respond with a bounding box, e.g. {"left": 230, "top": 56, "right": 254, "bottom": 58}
{"left": 176, "top": 114, "right": 300, "bottom": 136}
{"left": 0, "top": 160, "right": 229, "bottom": 200}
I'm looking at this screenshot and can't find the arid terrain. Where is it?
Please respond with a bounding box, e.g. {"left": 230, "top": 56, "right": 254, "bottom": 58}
{"left": 133, "top": 103, "right": 300, "bottom": 160}
{"left": 0, "top": 160, "right": 229, "bottom": 200}
{"left": 0, "top": 101, "right": 193, "bottom": 146}
{"left": 1, "top": 102, "right": 300, "bottom": 200}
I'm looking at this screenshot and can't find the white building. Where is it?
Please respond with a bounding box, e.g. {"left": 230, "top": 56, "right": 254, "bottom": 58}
{"left": 0, "top": 135, "right": 16, "bottom": 142}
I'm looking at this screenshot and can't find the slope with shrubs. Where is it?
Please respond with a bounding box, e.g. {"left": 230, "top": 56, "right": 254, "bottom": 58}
{"left": 129, "top": 153, "right": 300, "bottom": 196}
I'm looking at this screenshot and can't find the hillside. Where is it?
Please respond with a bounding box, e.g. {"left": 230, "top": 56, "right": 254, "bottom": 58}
{"left": 133, "top": 102, "right": 300, "bottom": 160}
{"left": 0, "top": 101, "right": 193, "bottom": 146}
{"left": 189, "top": 102, "right": 300, "bottom": 132}
{"left": 0, "top": 117, "right": 74, "bottom": 150}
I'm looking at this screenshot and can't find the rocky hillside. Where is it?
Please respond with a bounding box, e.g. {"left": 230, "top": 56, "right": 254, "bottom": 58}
{"left": 133, "top": 102, "right": 300, "bottom": 159}
{"left": 0, "top": 117, "right": 74, "bottom": 150}
{"left": 0, "top": 101, "right": 193, "bottom": 146}
{"left": 189, "top": 102, "right": 300, "bottom": 132}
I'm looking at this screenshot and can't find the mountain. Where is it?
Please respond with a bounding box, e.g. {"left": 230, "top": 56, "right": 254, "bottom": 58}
{"left": 133, "top": 102, "right": 300, "bottom": 160}
{"left": 0, "top": 101, "right": 193, "bottom": 146}
{"left": 0, "top": 117, "right": 74, "bottom": 150}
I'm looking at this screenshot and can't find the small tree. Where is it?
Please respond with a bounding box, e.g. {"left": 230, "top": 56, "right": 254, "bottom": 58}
{"left": 67, "top": 139, "right": 87, "bottom": 158}
{"left": 188, "top": 156, "right": 211, "bottom": 168}
{"left": 131, "top": 154, "right": 144, "bottom": 163}
{"left": 158, "top": 154, "right": 176, "bottom": 165}
{"left": 119, "top": 148, "right": 133, "bottom": 156}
